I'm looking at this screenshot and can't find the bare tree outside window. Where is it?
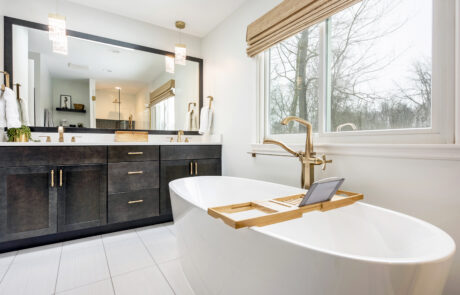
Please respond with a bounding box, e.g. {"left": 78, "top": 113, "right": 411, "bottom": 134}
{"left": 268, "top": 0, "right": 432, "bottom": 135}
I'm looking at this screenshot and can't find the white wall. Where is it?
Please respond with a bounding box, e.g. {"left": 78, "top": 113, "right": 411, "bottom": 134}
{"left": 134, "top": 87, "right": 149, "bottom": 130}
{"left": 52, "top": 78, "right": 90, "bottom": 127}
{"left": 36, "top": 53, "right": 52, "bottom": 126}
{"left": 202, "top": 0, "right": 460, "bottom": 294}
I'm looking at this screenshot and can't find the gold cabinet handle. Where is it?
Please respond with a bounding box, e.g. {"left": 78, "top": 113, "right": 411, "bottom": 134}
{"left": 195, "top": 161, "right": 198, "bottom": 175}
{"left": 127, "top": 171, "right": 144, "bottom": 175}
{"left": 59, "top": 169, "right": 63, "bottom": 187}
{"left": 189, "top": 162, "right": 193, "bottom": 176}
{"left": 128, "top": 200, "right": 144, "bottom": 204}
{"left": 128, "top": 152, "right": 143, "bottom": 155}
{"left": 51, "top": 170, "right": 55, "bottom": 187}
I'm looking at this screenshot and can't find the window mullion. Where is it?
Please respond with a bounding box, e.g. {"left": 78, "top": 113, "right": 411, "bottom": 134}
{"left": 325, "top": 19, "right": 332, "bottom": 133}
{"left": 317, "top": 20, "right": 331, "bottom": 137}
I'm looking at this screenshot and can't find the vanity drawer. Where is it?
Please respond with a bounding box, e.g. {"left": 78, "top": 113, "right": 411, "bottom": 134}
{"left": 108, "top": 161, "right": 159, "bottom": 194}
{"left": 0, "top": 146, "right": 107, "bottom": 167}
{"left": 160, "top": 145, "right": 221, "bottom": 160}
{"left": 108, "top": 189, "right": 159, "bottom": 223}
{"left": 108, "top": 146, "right": 159, "bottom": 163}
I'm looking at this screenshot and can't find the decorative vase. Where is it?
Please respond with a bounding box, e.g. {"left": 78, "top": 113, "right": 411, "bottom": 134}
{"left": 14, "top": 133, "right": 29, "bottom": 142}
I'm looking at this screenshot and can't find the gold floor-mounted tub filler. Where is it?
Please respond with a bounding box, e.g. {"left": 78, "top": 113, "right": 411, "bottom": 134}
{"left": 263, "top": 116, "right": 332, "bottom": 189}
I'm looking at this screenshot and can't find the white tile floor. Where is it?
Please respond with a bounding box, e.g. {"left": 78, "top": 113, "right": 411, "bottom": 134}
{"left": 0, "top": 223, "right": 195, "bottom": 295}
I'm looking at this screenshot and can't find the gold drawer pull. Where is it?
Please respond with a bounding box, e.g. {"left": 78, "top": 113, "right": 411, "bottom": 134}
{"left": 128, "top": 152, "right": 143, "bottom": 155}
{"left": 128, "top": 200, "right": 144, "bottom": 204}
{"left": 59, "top": 169, "right": 63, "bottom": 187}
{"left": 51, "top": 170, "right": 55, "bottom": 187}
{"left": 189, "top": 162, "right": 193, "bottom": 176}
{"left": 195, "top": 161, "right": 198, "bottom": 175}
{"left": 128, "top": 171, "right": 144, "bottom": 175}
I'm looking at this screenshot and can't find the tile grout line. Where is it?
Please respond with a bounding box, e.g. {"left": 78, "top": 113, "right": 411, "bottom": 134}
{"left": 135, "top": 228, "right": 177, "bottom": 295}
{"left": 0, "top": 250, "right": 18, "bottom": 285}
{"left": 52, "top": 243, "right": 64, "bottom": 294}
{"left": 100, "top": 235, "right": 117, "bottom": 295}
{"left": 53, "top": 278, "right": 112, "bottom": 294}
{"left": 166, "top": 224, "right": 176, "bottom": 236}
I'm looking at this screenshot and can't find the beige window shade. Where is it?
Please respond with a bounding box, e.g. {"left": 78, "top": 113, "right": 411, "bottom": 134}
{"left": 150, "top": 79, "right": 175, "bottom": 106}
{"left": 246, "top": 0, "right": 362, "bottom": 57}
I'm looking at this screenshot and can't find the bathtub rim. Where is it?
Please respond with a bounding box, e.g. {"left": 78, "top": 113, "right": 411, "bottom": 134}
{"left": 169, "top": 175, "right": 456, "bottom": 266}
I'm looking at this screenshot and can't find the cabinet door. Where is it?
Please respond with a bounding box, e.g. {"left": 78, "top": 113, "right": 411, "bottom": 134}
{"left": 160, "top": 160, "right": 193, "bottom": 216}
{"left": 194, "top": 159, "right": 222, "bottom": 176}
{"left": 0, "top": 166, "right": 57, "bottom": 242}
{"left": 57, "top": 164, "right": 107, "bottom": 232}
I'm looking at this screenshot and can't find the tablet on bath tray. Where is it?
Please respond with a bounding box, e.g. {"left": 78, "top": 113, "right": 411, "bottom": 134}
{"left": 299, "top": 177, "right": 345, "bottom": 207}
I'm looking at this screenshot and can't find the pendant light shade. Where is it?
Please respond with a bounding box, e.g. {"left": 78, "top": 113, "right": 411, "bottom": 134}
{"left": 174, "top": 21, "right": 187, "bottom": 65}
{"left": 174, "top": 44, "right": 186, "bottom": 65}
{"left": 48, "top": 13, "right": 68, "bottom": 55}
{"left": 165, "top": 54, "right": 175, "bottom": 73}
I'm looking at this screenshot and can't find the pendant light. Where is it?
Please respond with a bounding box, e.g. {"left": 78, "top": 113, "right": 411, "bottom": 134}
{"left": 165, "top": 54, "right": 175, "bottom": 74}
{"left": 48, "top": 1, "right": 68, "bottom": 55}
{"left": 174, "top": 21, "right": 187, "bottom": 65}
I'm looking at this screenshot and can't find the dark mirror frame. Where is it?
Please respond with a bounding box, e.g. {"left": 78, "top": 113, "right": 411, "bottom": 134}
{"left": 3, "top": 16, "right": 203, "bottom": 135}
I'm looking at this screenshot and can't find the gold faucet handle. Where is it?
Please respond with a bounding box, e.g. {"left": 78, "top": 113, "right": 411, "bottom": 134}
{"left": 321, "top": 154, "right": 332, "bottom": 170}
{"left": 39, "top": 136, "right": 51, "bottom": 142}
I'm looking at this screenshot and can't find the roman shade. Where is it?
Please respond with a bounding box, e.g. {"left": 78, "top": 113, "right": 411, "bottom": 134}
{"left": 150, "top": 79, "right": 175, "bottom": 106}
{"left": 246, "top": 0, "right": 362, "bottom": 57}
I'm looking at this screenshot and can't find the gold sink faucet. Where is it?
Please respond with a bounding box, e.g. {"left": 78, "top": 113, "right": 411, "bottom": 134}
{"left": 58, "top": 126, "right": 64, "bottom": 143}
{"left": 177, "top": 130, "right": 184, "bottom": 142}
{"left": 263, "top": 116, "right": 332, "bottom": 189}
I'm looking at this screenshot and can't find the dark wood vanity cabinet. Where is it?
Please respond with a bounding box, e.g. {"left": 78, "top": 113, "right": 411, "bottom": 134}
{"left": 0, "top": 166, "right": 57, "bottom": 242}
{"left": 160, "top": 145, "right": 222, "bottom": 215}
{"left": 0, "top": 144, "right": 221, "bottom": 251}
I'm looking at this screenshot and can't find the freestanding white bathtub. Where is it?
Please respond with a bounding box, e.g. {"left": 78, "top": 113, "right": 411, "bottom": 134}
{"left": 169, "top": 176, "right": 455, "bottom": 295}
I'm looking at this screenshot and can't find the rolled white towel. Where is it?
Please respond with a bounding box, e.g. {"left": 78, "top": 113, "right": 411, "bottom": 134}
{"left": 185, "top": 109, "right": 193, "bottom": 131}
{"left": 199, "top": 106, "right": 213, "bottom": 134}
{"left": 0, "top": 96, "right": 6, "bottom": 129}
{"left": 2, "top": 88, "right": 21, "bottom": 128}
{"left": 18, "top": 98, "right": 29, "bottom": 126}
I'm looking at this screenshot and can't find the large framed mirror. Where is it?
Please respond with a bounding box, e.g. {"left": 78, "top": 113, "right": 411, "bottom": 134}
{"left": 4, "top": 17, "right": 203, "bottom": 134}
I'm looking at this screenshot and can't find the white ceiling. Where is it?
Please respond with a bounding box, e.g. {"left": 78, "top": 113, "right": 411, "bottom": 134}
{"left": 65, "top": 0, "right": 249, "bottom": 37}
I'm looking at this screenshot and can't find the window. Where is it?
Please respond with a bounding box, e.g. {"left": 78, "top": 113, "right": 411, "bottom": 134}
{"left": 269, "top": 24, "right": 320, "bottom": 134}
{"left": 262, "top": 0, "right": 455, "bottom": 144}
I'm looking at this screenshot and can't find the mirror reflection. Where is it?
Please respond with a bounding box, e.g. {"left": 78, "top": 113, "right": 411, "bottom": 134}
{"left": 12, "top": 25, "right": 200, "bottom": 131}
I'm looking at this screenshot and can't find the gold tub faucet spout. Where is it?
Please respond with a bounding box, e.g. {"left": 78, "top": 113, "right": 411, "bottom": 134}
{"left": 263, "top": 116, "right": 332, "bottom": 189}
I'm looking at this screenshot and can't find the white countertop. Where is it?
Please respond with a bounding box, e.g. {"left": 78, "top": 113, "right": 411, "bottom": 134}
{"left": 0, "top": 132, "right": 222, "bottom": 146}
{"left": 0, "top": 141, "right": 221, "bottom": 146}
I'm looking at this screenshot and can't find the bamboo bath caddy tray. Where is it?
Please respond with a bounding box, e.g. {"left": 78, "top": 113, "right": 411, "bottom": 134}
{"left": 208, "top": 190, "right": 363, "bottom": 229}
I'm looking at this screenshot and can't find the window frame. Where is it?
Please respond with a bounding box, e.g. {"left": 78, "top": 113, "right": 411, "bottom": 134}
{"left": 258, "top": 0, "right": 456, "bottom": 145}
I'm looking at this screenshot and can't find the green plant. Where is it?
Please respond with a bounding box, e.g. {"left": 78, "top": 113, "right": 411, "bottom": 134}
{"left": 7, "top": 125, "right": 31, "bottom": 142}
